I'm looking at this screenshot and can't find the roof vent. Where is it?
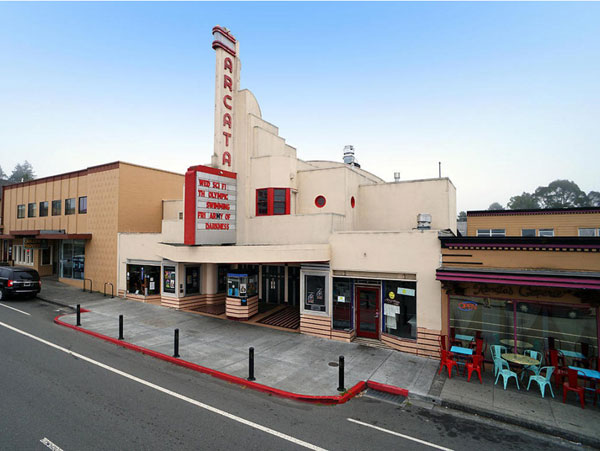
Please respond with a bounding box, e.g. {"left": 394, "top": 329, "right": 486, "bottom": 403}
{"left": 343, "top": 145, "right": 360, "bottom": 168}
{"left": 394, "top": 172, "right": 401, "bottom": 182}
{"left": 417, "top": 213, "right": 432, "bottom": 230}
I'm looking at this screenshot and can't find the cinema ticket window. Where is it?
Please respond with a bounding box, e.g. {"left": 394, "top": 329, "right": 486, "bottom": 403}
{"left": 163, "top": 266, "right": 176, "bottom": 294}
{"left": 52, "top": 200, "right": 61, "bottom": 216}
{"left": 28, "top": 203, "right": 36, "bottom": 217}
{"left": 185, "top": 266, "right": 200, "bottom": 295}
{"left": 383, "top": 281, "right": 417, "bottom": 340}
{"left": 65, "top": 198, "right": 76, "bottom": 215}
{"left": 333, "top": 278, "right": 353, "bottom": 330}
{"left": 39, "top": 201, "right": 49, "bottom": 217}
{"left": 302, "top": 272, "right": 329, "bottom": 314}
{"left": 17, "top": 204, "right": 25, "bottom": 218}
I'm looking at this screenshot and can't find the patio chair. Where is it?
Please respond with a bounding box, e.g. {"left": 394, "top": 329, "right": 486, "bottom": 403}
{"left": 438, "top": 349, "right": 458, "bottom": 378}
{"left": 572, "top": 342, "right": 591, "bottom": 368}
{"left": 562, "top": 368, "right": 585, "bottom": 409}
{"left": 521, "top": 350, "right": 543, "bottom": 381}
{"left": 495, "top": 359, "right": 520, "bottom": 390}
{"left": 490, "top": 344, "right": 507, "bottom": 360}
{"left": 527, "top": 366, "right": 555, "bottom": 398}
{"left": 438, "top": 335, "right": 448, "bottom": 352}
{"left": 467, "top": 354, "right": 483, "bottom": 384}
{"left": 449, "top": 327, "right": 461, "bottom": 347}
{"left": 548, "top": 349, "right": 568, "bottom": 389}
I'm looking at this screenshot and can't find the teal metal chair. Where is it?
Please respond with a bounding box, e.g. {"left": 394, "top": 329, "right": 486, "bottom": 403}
{"left": 527, "top": 366, "right": 555, "bottom": 398}
{"left": 490, "top": 345, "right": 508, "bottom": 377}
{"left": 495, "top": 359, "right": 520, "bottom": 390}
{"left": 521, "top": 350, "right": 543, "bottom": 380}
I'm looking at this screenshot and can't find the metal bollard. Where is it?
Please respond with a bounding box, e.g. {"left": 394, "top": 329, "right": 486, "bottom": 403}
{"left": 247, "top": 347, "right": 256, "bottom": 381}
{"left": 118, "top": 315, "right": 124, "bottom": 340}
{"left": 76, "top": 304, "right": 81, "bottom": 326}
{"left": 337, "top": 355, "right": 345, "bottom": 392}
{"left": 173, "top": 329, "right": 180, "bottom": 358}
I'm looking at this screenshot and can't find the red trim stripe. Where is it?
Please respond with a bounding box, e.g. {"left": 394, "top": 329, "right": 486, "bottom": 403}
{"left": 184, "top": 169, "right": 196, "bottom": 245}
{"left": 186, "top": 164, "right": 237, "bottom": 180}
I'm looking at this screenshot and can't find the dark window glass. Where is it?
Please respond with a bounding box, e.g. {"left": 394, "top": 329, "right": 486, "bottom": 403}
{"left": 522, "top": 229, "right": 536, "bottom": 237}
{"left": 127, "top": 264, "right": 160, "bottom": 296}
{"left": 79, "top": 196, "right": 87, "bottom": 214}
{"left": 52, "top": 200, "right": 61, "bottom": 216}
{"left": 383, "top": 280, "right": 417, "bottom": 340}
{"left": 17, "top": 204, "right": 25, "bottom": 218}
{"left": 41, "top": 247, "right": 51, "bottom": 265}
{"left": 65, "top": 198, "right": 76, "bottom": 215}
{"left": 304, "top": 275, "right": 326, "bottom": 312}
{"left": 186, "top": 266, "right": 200, "bottom": 295}
{"left": 217, "top": 264, "right": 229, "bottom": 292}
{"left": 333, "top": 278, "right": 353, "bottom": 330}
{"left": 39, "top": 201, "right": 48, "bottom": 217}
{"left": 28, "top": 203, "right": 36, "bottom": 217}
{"left": 257, "top": 189, "right": 268, "bottom": 215}
{"left": 273, "top": 189, "right": 286, "bottom": 215}
{"left": 163, "top": 266, "right": 176, "bottom": 293}
{"left": 60, "top": 239, "right": 85, "bottom": 280}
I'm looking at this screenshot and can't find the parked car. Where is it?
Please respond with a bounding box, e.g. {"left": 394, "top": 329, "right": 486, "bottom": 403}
{"left": 0, "top": 266, "right": 41, "bottom": 300}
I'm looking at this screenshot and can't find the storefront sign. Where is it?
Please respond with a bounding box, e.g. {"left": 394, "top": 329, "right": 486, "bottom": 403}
{"left": 23, "top": 238, "right": 41, "bottom": 249}
{"left": 471, "top": 283, "right": 569, "bottom": 299}
{"left": 212, "top": 26, "right": 237, "bottom": 169}
{"left": 184, "top": 165, "right": 237, "bottom": 245}
{"left": 397, "top": 287, "right": 415, "bottom": 297}
{"left": 458, "top": 301, "right": 478, "bottom": 311}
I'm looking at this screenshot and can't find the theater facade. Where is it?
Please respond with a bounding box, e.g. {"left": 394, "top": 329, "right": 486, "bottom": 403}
{"left": 117, "top": 26, "right": 457, "bottom": 356}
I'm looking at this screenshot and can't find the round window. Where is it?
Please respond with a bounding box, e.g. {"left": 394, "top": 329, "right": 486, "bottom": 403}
{"left": 315, "top": 195, "right": 326, "bottom": 208}
{"left": 350, "top": 196, "right": 355, "bottom": 208}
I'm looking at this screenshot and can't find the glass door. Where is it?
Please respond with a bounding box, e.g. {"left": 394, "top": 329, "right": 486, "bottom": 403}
{"left": 356, "top": 286, "right": 380, "bottom": 339}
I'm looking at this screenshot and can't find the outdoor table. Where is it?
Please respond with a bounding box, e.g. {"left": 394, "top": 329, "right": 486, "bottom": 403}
{"left": 501, "top": 353, "right": 540, "bottom": 366}
{"left": 560, "top": 350, "right": 586, "bottom": 360}
{"left": 455, "top": 334, "right": 474, "bottom": 342}
{"left": 500, "top": 339, "right": 533, "bottom": 350}
{"left": 450, "top": 346, "right": 473, "bottom": 375}
{"left": 569, "top": 366, "right": 600, "bottom": 398}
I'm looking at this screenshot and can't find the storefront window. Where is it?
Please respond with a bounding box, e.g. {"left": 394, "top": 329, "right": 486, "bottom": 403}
{"left": 127, "top": 264, "right": 160, "bottom": 296}
{"left": 60, "top": 240, "right": 85, "bottom": 280}
{"left": 185, "top": 266, "right": 200, "bottom": 295}
{"left": 383, "top": 281, "right": 417, "bottom": 340}
{"left": 163, "top": 266, "right": 176, "bottom": 293}
{"left": 333, "top": 278, "right": 353, "bottom": 330}
{"left": 304, "top": 274, "right": 327, "bottom": 313}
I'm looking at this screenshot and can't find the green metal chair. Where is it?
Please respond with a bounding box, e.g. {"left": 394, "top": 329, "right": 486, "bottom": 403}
{"left": 521, "top": 350, "right": 543, "bottom": 380}
{"left": 527, "top": 366, "right": 555, "bottom": 398}
{"left": 495, "top": 359, "right": 520, "bottom": 390}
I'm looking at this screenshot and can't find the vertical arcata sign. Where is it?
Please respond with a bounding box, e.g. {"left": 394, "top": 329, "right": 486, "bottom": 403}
{"left": 211, "top": 26, "right": 238, "bottom": 170}
{"left": 184, "top": 165, "right": 237, "bottom": 245}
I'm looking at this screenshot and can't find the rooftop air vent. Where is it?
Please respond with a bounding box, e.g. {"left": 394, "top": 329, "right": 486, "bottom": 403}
{"left": 343, "top": 145, "right": 360, "bottom": 168}
{"left": 417, "top": 214, "right": 432, "bottom": 230}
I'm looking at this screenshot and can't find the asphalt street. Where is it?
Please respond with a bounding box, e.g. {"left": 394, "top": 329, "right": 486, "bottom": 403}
{"left": 0, "top": 298, "right": 588, "bottom": 451}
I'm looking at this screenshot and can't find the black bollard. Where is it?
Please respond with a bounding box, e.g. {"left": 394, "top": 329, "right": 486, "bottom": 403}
{"left": 76, "top": 304, "right": 81, "bottom": 326}
{"left": 118, "top": 315, "right": 124, "bottom": 340}
{"left": 337, "top": 355, "right": 345, "bottom": 392}
{"left": 173, "top": 329, "right": 180, "bottom": 358}
{"left": 247, "top": 347, "right": 256, "bottom": 381}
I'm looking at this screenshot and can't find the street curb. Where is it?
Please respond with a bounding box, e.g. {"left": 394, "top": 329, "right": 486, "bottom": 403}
{"left": 54, "top": 311, "right": 407, "bottom": 405}
{"left": 37, "top": 295, "right": 75, "bottom": 311}
{"left": 439, "top": 398, "right": 600, "bottom": 449}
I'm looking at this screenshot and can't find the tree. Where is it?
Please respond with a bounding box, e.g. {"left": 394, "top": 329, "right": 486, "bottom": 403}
{"left": 587, "top": 191, "right": 600, "bottom": 207}
{"left": 0, "top": 166, "right": 7, "bottom": 181}
{"left": 8, "top": 161, "right": 35, "bottom": 183}
{"left": 488, "top": 202, "right": 504, "bottom": 211}
{"left": 534, "top": 179, "right": 587, "bottom": 209}
{"left": 457, "top": 211, "right": 467, "bottom": 221}
{"left": 507, "top": 192, "right": 540, "bottom": 210}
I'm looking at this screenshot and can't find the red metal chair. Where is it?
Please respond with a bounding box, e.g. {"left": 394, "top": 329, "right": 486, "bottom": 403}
{"left": 563, "top": 368, "right": 585, "bottom": 409}
{"left": 549, "top": 349, "right": 567, "bottom": 389}
{"left": 438, "top": 349, "right": 458, "bottom": 378}
{"left": 467, "top": 354, "right": 483, "bottom": 384}
{"left": 572, "top": 342, "right": 591, "bottom": 368}
{"left": 449, "top": 327, "right": 461, "bottom": 347}
{"left": 438, "top": 334, "right": 448, "bottom": 351}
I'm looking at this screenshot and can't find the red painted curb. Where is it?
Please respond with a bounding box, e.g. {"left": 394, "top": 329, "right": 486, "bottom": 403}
{"left": 54, "top": 312, "right": 378, "bottom": 405}
{"left": 366, "top": 380, "right": 409, "bottom": 397}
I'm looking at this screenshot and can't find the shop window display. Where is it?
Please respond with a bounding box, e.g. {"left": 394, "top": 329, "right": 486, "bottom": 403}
{"left": 333, "top": 278, "right": 353, "bottom": 330}
{"left": 127, "top": 265, "right": 160, "bottom": 296}
{"left": 383, "top": 280, "right": 417, "bottom": 339}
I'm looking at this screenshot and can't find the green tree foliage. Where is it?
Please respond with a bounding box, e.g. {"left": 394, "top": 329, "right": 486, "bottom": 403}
{"left": 507, "top": 192, "right": 540, "bottom": 210}
{"left": 534, "top": 179, "right": 588, "bottom": 209}
{"left": 457, "top": 211, "right": 467, "bottom": 221}
{"left": 587, "top": 191, "right": 600, "bottom": 207}
{"left": 488, "top": 202, "right": 504, "bottom": 210}
{"left": 8, "top": 160, "right": 35, "bottom": 183}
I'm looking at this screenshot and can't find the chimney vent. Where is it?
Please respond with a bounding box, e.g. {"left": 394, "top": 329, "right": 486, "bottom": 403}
{"left": 417, "top": 213, "right": 432, "bottom": 230}
{"left": 343, "top": 145, "right": 360, "bottom": 168}
{"left": 394, "top": 172, "right": 401, "bottom": 182}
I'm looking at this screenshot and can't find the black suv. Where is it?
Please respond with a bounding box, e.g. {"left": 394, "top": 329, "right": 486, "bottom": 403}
{"left": 0, "top": 266, "right": 41, "bottom": 301}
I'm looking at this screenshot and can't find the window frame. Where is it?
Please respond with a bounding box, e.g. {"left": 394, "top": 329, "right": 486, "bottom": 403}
{"left": 39, "top": 201, "right": 49, "bottom": 217}
{"left": 65, "top": 198, "right": 76, "bottom": 215}
{"left": 578, "top": 228, "right": 598, "bottom": 237}
{"left": 521, "top": 229, "right": 536, "bottom": 237}
{"left": 476, "top": 229, "right": 506, "bottom": 237}
{"left": 28, "top": 203, "right": 36, "bottom": 218}
{"left": 52, "top": 200, "right": 61, "bottom": 216}
{"left": 17, "top": 204, "right": 25, "bottom": 219}
{"left": 538, "top": 228, "right": 554, "bottom": 237}
{"left": 255, "top": 188, "right": 290, "bottom": 216}
{"left": 78, "top": 196, "right": 87, "bottom": 214}
{"left": 300, "top": 269, "right": 329, "bottom": 317}
{"left": 13, "top": 244, "right": 34, "bottom": 266}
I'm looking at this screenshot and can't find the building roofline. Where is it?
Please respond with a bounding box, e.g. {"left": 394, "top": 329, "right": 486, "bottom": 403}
{"left": 467, "top": 207, "right": 600, "bottom": 217}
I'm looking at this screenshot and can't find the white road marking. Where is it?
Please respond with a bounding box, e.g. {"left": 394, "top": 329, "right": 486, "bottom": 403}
{"left": 347, "top": 418, "right": 454, "bottom": 451}
{"left": 0, "top": 303, "right": 31, "bottom": 316}
{"left": 40, "top": 437, "right": 64, "bottom": 451}
{"left": 0, "top": 321, "right": 327, "bottom": 451}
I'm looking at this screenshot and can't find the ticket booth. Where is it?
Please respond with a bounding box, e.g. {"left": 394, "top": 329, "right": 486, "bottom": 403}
{"left": 225, "top": 272, "right": 258, "bottom": 320}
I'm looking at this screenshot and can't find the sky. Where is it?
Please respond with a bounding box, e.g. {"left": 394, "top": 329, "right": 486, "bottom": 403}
{"left": 1, "top": 2, "right": 598, "bottom": 212}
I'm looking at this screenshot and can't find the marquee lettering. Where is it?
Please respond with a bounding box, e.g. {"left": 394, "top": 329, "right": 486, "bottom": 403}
{"left": 223, "top": 131, "right": 231, "bottom": 146}
{"left": 223, "top": 113, "right": 232, "bottom": 129}
{"left": 224, "top": 75, "right": 232, "bottom": 92}
{"left": 222, "top": 151, "right": 231, "bottom": 166}
{"left": 224, "top": 57, "right": 233, "bottom": 73}
{"left": 223, "top": 95, "right": 232, "bottom": 110}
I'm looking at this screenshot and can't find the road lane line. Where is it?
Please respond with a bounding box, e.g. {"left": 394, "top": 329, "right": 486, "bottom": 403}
{"left": 0, "top": 321, "right": 327, "bottom": 451}
{"left": 347, "top": 418, "right": 453, "bottom": 451}
{"left": 40, "top": 437, "right": 64, "bottom": 451}
{"left": 0, "top": 303, "right": 31, "bottom": 316}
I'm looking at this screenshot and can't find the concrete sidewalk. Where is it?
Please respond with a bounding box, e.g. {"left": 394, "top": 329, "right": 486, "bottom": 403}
{"left": 38, "top": 279, "right": 600, "bottom": 447}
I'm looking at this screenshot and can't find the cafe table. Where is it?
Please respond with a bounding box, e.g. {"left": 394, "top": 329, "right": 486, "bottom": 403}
{"left": 569, "top": 366, "right": 600, "bottom": 397}
{"left": 450, "top": 346, "right": 473, "bottom": 374}
{"left": 455, "top": 334, "right": 474, "bottom": 343}
{"left": 499, "top": 339, "right": 533, "bottom": 350}
{"left": 560, "top": 350, "right": 586, "bottom": 360}
{"left": 501, "top": 353, "right": 540, "bottom": 378}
